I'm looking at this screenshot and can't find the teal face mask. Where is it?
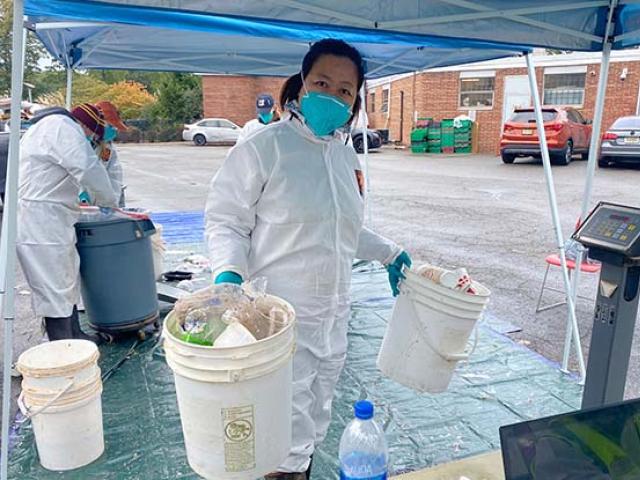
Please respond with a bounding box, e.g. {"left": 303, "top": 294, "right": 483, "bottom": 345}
{"left": 300, "top": 90, "right": 352, "bottom": 137}
{"left": 258, "top": 112, "right": 273, "bottom": 124}
{"left": 103, "top": 125, "right": 118, "bottom": 142}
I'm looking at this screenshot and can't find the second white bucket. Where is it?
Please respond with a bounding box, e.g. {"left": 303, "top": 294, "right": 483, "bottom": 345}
{"left": 163, "top": 295, "right": 296, "bottom": 480}
{"left": 377, "top": 270, "right": 490, "bottom": 393}
{"left": 16, "top": 340, "right": 105, "bottom": 471}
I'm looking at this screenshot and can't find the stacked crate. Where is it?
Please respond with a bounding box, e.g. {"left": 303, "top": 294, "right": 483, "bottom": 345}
{"left": 427, "top": 121, "right": 442, "bottom": 153}
{"left": 410, "top": 128, "right": 428, "bottom": 153}
{"left": 441, "top": 119, "right": 455, "bottom": 154}
{"left": 454, "top": 119, "right": 473, "bottom": 153}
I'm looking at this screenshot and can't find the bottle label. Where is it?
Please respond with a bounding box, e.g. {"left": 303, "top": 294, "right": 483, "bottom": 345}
{"left": 340, "top": 472, "right": 387, "bottom": 480}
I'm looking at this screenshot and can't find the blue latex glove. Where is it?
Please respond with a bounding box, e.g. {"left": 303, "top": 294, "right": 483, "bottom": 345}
{"left": 387, "top": 251, "right": 412, "bottom": 297}
{"left": 78, "top": 191, "right": 91, "bottom": 205}
{"left": 214, "top": 271, "right": 243, "bottom": 285}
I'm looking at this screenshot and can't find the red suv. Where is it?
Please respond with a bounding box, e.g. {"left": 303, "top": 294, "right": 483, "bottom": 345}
{"left": 500, "top": 107, "right": 592, "bottom": 165}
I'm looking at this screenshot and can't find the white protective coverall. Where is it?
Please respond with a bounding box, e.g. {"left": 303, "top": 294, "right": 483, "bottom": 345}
{"left": 236, "top": 118, "right": 269, "bottom": 144}
{"left": 97, "top": 143, "right": 124, "bottom": 204}
{"left": 205, "top": 113, "right": 400, "bottom": 473}
{"left": 17, "top": 114, "right": 119, "bottom": 318}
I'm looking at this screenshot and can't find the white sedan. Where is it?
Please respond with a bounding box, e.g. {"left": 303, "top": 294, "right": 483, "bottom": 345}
{"left": 182, "top": 118, "right": 241, "bottom": 146}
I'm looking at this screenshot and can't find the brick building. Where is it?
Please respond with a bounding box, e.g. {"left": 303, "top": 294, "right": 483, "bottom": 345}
{"left": 366, "top": 50, "right": 640, "bottom": 154}
{"left": 201, "top": 50, "right": 640, "bottom": 154}
{"left": 202, "top": 75, "right": 285, "bottom": 127}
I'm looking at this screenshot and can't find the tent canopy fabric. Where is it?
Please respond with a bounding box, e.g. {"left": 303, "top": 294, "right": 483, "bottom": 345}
{"left": 25, "top": 0, "right": 538, "bottom": 78}
{"left": 25, "top": 0, "right": 640, "bottom": 66}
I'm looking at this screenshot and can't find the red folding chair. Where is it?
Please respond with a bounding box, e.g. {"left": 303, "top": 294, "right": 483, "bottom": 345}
{"left": 535, "top": 253, "right": 601, "bottom": 313}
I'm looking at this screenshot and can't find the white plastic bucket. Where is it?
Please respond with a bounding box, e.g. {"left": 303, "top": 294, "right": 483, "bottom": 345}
{"left": 377, "top": 270, "right": 490, "bottom": 393}
{"left": 16, "top": 340, "right": 105, "bottom": 471}
{"left": 163, "top": 295, "right": 296, "bottom": 480}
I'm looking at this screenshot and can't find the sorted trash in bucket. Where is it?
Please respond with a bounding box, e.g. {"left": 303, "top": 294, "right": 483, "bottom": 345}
{"left": 416, "top": 264, "right": 476, "bottom": 294}
{"left": 170, "top": 279, "right": 290, "bottom": 347}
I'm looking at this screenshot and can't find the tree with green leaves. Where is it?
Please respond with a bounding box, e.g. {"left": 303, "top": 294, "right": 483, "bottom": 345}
{"left": 0, "top": 0, "right": 47, "bottom": 97}
{"left": 150, "top": 72, "right": 203, "bottom": 123}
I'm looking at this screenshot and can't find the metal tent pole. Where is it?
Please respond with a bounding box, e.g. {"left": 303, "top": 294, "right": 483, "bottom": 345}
{"left": 1, "top": 1, "right": 25, "bottom": 478}
{"left": 65, "top": 67, "right": 73, "bottom": 110}
{"left": 562, "top": 1, "right": 617, "bottom": 372}
{"left": 525, "top": 53, "right": 587, "bottom": 381}
{"left": 360, "top": 86, "right": 372, "bottom": 225}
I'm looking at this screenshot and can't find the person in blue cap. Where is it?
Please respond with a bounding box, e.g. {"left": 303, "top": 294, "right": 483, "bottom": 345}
{"left": 237, "top": 93, "right": 277, "bottom": 143}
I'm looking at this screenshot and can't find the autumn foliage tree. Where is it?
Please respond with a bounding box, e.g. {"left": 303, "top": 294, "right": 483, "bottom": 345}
{"left": 37, "top": 75, "right": 155, "bottom": 119}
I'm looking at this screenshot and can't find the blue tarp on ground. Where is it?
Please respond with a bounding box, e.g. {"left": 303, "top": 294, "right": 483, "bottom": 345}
{"left": 8, "top": 212, "right": 582, "bottom": 479}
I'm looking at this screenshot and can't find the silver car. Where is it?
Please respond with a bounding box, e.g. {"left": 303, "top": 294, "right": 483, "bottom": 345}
{"left": 600, "top": 116, "right": 640, "bottom": 168}
{"left": 182, "top": 118, "right": 240, "bottom": 146}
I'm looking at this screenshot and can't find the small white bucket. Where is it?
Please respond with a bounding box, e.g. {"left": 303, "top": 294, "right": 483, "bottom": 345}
{"left": 16, "top": 340, "right": 105, "bottom": 471}
{"left": 377, "top": 269, "right": 490, "bottom": 393}
{"left": 163, "top": 295, "right": 296, "bottom": 480}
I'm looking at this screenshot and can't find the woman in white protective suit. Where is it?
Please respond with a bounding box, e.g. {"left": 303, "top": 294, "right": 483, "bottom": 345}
{"left": 17, "top": 103, "right": 119, "bottom": 343}
{"left": 205, "top": 39, "right": 412, "bottom": 480}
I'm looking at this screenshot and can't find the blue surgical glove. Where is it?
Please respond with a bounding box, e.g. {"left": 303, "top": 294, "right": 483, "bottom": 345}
{"left": 78, "top": 191, "right": 91, "bottom": 205}
{"left": 214, "top": 271, "right": 243, "bottom": 285}
{"left": 387, "top": 251, "right": 412, "bottom": 297}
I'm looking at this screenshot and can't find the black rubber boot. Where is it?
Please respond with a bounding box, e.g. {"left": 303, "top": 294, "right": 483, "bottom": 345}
{"left": 306, "top": 455, "right": 313, "bottom": 480}
{"left": 69, "top": 306, "right": 103, "bottom": 345}
{"left": 43, "top": 316, "right": 74, "bottom": 341}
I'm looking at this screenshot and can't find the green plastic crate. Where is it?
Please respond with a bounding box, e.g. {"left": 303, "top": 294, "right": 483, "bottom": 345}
{"left": 411, "top": 145, "right": 428, "bottom": 154}
{"left": 410, "top": 128, "right": 428, "bottom": 142}
{"left": 455, "top": 146, "right": 472, "bottom": 153}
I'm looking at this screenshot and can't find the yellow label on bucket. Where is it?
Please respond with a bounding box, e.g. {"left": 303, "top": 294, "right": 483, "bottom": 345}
{"left": 222, "top": 405, "right": 256, "bottom": 472}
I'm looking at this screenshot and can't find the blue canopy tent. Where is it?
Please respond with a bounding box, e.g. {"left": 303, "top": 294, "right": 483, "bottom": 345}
{"left": 0, "top": 2, "right": 635, "bottom": 478}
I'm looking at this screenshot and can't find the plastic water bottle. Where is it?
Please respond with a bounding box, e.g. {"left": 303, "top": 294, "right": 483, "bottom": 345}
{"left": 339, "top": 400, "right": 389, "bottom": 480}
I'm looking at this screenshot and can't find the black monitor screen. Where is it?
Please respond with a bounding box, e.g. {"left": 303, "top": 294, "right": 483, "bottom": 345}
{"left": 500, "top": 399, "right": 640, "bottom": 479}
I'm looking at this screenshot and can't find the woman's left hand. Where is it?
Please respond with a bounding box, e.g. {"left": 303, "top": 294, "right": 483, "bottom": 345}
{"left": 386, "top": 251, "right": 412, "bottom": 297}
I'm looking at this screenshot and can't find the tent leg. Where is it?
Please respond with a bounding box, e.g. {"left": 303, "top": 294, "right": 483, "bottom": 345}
{"left": 65, "top": 67, "right": 73, "bottom": 110}
{"left": 360, "top": 86, "right": 372, "bottom": 225}
{"left": 525, "top": 53, "right": 586, "bottom": 381}
{"left": 1, "top": 1, "right": 25, "bottom": 479}
{"left": 562, "top": 42, "right": 612, "bottom": 372}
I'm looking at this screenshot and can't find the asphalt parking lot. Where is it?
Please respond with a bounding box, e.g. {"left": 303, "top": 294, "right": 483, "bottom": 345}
{"left": 4, "top": 142, "right": 640, "bottom": 404}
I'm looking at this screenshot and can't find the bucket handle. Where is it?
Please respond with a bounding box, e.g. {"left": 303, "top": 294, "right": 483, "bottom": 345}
{"left": 17, "top": 379, "right": 75, "bottom": 419}
{"left": 406, "top": 291, "right": 479, "bottom": 362}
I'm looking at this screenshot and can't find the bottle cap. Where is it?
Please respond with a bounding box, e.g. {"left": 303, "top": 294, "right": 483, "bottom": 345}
{"left": 354, "top": 400, "right": 374, "bottom": 420}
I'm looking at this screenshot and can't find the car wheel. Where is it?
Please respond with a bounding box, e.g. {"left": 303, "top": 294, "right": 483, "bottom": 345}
{"left": 598, "top": 157, "right": 611, "bottom": 168}
{"left": 193, "top": 134, "right": 207, "bottom": 146}
{"left": 555, "top": 141, "right": 573, "bottom": 166}
{"left": 353, "top": 136, "right": 364, "bottom": 154}
{"left": 501, "top": 153, "right": 516, "bottom": 164}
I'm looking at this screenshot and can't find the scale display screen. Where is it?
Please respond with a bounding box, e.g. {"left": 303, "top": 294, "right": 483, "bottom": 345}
{"left": 574, "top": 203, "right": 640, "bottom": 254}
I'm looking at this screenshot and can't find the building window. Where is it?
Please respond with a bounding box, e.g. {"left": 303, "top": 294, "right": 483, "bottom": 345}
{"left": 369, "top": 92, "right": 375, "bottom": 113}
{"left": 381, "top": 89, "right": 389, "bottom": 113}
{"left": 459, "top": 75, "right": 494, "bottom": 108}
{"left": 543, "top": 72, "right": 585, "bottom": 106}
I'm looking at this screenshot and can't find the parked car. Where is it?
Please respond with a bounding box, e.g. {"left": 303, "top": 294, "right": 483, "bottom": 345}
{"left": 500, "top": 107, "right": 592, "bottom": 165}
{"left": 351, "top": 128, "right": 382, "bottom": 154}
{"left": 599, "top": 116, "right": 640, "bottom": 168}
{"left": 182, "top": 118, "right": 240, "bottom": 146}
